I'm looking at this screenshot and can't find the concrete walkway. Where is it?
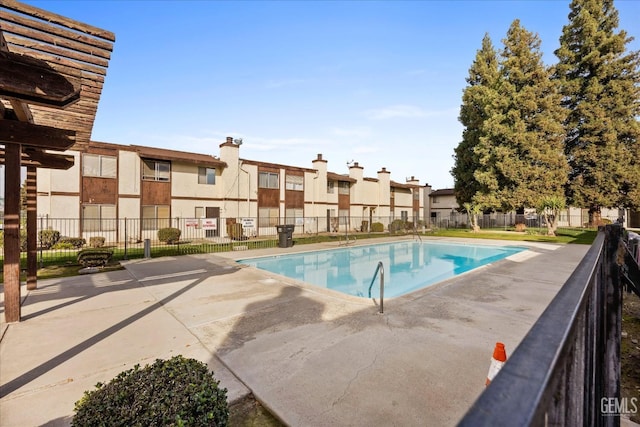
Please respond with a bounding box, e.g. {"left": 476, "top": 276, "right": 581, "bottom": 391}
{"left": 1, "top": 237, "right": 590, "bottom": 426}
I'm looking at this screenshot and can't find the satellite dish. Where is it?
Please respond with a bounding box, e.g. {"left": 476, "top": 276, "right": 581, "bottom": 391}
{"left": 234, "top": 138, "right": 243, "bottom": 145}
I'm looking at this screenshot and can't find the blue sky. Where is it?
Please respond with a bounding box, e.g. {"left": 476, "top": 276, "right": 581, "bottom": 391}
{"left": 20, "top": 0, "right": 640, "bottom": 190}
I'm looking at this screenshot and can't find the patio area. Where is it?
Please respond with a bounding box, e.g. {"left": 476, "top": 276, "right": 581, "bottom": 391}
{"left": 1, "top": 237, "right": 589, "bottom": 426}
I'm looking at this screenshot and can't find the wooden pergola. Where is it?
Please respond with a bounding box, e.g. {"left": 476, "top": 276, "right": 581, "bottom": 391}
{"left": 1, "top": 0, "right": 115, "bottom": 322}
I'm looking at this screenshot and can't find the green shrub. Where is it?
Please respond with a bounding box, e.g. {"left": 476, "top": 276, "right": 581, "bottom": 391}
{"left": 1, "top": 230, "right": 28, "bottom": 251}
{"left": 53, "top": 242, "right": 76, "bottom": 250}
{"left": 371, "top": 222, "right": 384, "bottom": 232}
{"left": 59, "top": 237, "right": 86, "bottom": 249}
{"left": 158, "top": 227, "right": 181, "bottom": 244}
{"left": 72, "top": 356, "right": 228, "bottom": 427}
{"left": 77, "top": 249, "right": 113, "bottom": 267}
{"left": 389, "top": 219, "right": 407, "bottom": 234}
{"left": 89, "top": 236, "right": 106, "bottom": 248}
{"left": 39, "top": 229, "right": 61, "bottom": 249}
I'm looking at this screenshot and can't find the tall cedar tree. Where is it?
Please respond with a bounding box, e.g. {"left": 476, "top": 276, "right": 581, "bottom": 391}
{"left": 474, "top": 20, "right": 568, "bottom": 212}
{"left": 554, "top": 0, "right": 640, "bottom": 224}
{"left": 452, "top": 34, "right": 499, "bottom": 208}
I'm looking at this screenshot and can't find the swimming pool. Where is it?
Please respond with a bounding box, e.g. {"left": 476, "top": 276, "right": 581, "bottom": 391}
{"left": 238, "top": 240, "right": 526, "bottom": 298}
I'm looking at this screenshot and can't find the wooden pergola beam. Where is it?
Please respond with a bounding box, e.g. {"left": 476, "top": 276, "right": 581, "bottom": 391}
{"left": 0, "top": 118, "right": 75, "bottom": 149}
{"left": 0, "top": 148, "right": 75, "bottom": 169}
{"left": 0, "top": 50, "right": 81, "bottom": 107}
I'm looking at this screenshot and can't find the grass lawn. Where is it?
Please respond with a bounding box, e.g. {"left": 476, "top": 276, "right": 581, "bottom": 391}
{"left": 427, "top": 227, "right": 597, "bottom": 245}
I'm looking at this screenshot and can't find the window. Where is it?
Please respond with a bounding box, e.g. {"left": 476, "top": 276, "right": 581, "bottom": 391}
{"left": 285, "top": 208, "right": 303, "bottom": 225}
{"left": 338, "top": 182, "right": 350, "bottom": 195}
{"left": 198, "top": 167, "right": 216, "bottom": 185}
{"left": 401, "top": 211, "right": 408, "bottom": 221}
{"left": 82, "top": 204, "right": 116, "bottom": 232}
{"left": 142, "top": 205, "right": 170, "bottom": 230}
{"left": 327, "top": 181, "right": 335, "bottom": 194}
{"left": 258, "top": 172, "right": 279, "bottom": 189}
{"left": 413, "top": 189, "right": 420, "bottom": 200}
{"left": 195, "top": 207, "right": 204, "bottom": 218}
{"left": 338, "top": 209, "right": 349, "bottom": 225}
{"left": 83, "top": 154, "right": 116, "bottom": 178}
{"left": 142, "top": 159, "right": 170, "bottom": 181}
{"left": 285, "top": 174, "right": 303, "bottom": 191}
{"left": 258, "top": 207, "right": 279, "bottom": 227}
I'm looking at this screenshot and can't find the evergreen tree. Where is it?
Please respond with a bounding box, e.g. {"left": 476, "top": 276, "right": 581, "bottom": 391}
{"left": 474, "top": 20, "right": 568, "bottom": 212}
{"left": 452, "top": 34, "right": 499, "bottom": 209}
{"left": 554, "top": 0, "right": 640, "bottom": 224}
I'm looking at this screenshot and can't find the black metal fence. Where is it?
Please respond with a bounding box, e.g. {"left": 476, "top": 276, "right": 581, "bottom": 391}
{"left": 0, "top": 215, "right": 427, "bottom": 266}
{"left": 0, "top": 213, "right": 618, "bottom": 267}
{"left": 459, "top": 224, "right": 634, "bottom": 426}
{"left": 430, "top": 211, "right": 622, "bottom": 230}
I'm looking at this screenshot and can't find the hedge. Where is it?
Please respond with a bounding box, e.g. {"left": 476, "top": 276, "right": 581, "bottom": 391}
{"left": 72, "top": 356, "right": 228, "bottom": 427}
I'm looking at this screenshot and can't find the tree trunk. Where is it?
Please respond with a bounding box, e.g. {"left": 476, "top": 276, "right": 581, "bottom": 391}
{"left": 589, "top": 207, "right": 602, "bottom": 227}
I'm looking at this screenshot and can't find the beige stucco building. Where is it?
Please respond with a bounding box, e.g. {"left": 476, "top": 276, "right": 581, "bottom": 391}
{"left": 36, "top": 137, "right": 428, "bottom": 242}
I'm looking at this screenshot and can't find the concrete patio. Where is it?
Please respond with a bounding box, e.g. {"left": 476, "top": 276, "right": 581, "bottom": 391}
{"left": 1, "top": 237, "right": 590, "bottom": 426}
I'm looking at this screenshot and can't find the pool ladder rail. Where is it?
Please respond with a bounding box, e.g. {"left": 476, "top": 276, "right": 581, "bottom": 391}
{"left": 368, "top": 261, "right": 385, "bottom": 314}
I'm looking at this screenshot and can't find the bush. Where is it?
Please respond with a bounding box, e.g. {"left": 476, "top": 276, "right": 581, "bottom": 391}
{"left": 58, "top": 237, "right": 86, "bottom": 249}
{"left": 515, "top": 223, "right": 527, "bottom": 232}
{"left": 158, "top": 227, "right": 181, "bottom": 244}
{"left": 371, "top": 222, "right": 384, "bottom": 232}
{"left": 72, "top": 356, "right": 228, "bottom": 427}
{"left": 53, "top": 242, "right": 76, "bottom": 250}
{"left": 0, "top": 230, "right": 28, "bottom": 251}
{"left": 389, "top": 219, "right": 407, "bottom": 234}
{"left": 77, "top": 249, "right": 113, "bottom": 267}
{"left": 39, "top": 229, "right": 61, "bottom": 249}
{"left": 89, "top": 236, "right": 106, "bottom": 248}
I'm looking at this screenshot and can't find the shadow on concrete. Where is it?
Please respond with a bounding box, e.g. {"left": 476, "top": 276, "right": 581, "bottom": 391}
{"left": 218, "top": 285, "right": 326, "bottom": 355}
{"left": 0, "top": 258, "right": 240, "bottom": 398}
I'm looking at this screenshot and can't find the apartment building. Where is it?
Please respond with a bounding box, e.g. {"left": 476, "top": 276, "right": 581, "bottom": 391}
{"left": 35, "top": 137, "right": 428, "bottom": 241}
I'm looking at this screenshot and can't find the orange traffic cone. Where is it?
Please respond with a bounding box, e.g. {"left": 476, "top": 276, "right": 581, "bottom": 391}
{"left": 485, "top": 342, "right": 507, "bottom": 386}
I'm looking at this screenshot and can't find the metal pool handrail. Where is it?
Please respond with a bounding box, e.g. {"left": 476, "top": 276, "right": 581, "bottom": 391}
{"left": 367, "top": 261, "right": 385, "bottom": 314}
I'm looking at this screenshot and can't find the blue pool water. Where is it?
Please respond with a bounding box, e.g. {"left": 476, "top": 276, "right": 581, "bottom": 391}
{"left": 238, "top": 241, "right": 525, "bottom": 298}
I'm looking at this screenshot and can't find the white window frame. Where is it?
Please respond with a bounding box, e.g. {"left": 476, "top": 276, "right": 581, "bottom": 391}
{"left": 258, "top": 172, "right": 279, "bottom": 189}
{"left": 82, "top": 154, "right": 117, "bottom": 178}
{"left": 258, "top": 207, "right": 279, "bottom": 227}
{"left": 142, "top": 205, "right": 170, "bottom": 230}
{"left": 82, "top": 204, "right": 116, "bottom": 232}
{"left": 198, "top": 167, "right": 216, "bottom": 185}
{"left": 285, "top": 174, "right": 303, "bottom": 191}
{"left": 327, "top": 181, "right": 335, "bottom": 194}
{"left": 142, "top": 159, "right": 170, "bottom": 182}
{"left": 338, "top": 181, "right": 350, "bottom": 195}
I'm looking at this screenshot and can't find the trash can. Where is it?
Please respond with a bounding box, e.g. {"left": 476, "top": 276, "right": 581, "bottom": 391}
{"left": 276, "top": 224, "right": 295, "bottom": 248}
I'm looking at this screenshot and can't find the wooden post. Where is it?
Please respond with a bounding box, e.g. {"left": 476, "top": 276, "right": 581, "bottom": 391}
{"left": 26, "top": 166, "right": 37, "bottom": 290}
{"left": 3, "top": 143, "right": 22, "bottom": 323}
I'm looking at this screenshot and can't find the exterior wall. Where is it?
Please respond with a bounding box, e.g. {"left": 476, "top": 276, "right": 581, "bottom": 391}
{"left": 118, "top": 197, "right": 140, "bottom": 220}
{"left": 33, "top": 140, "right": 430, "bottom": 241}
{"left": 171, "top": 162, "right": 222, "bottom": 200}
{"left": 37, "top": 151, "right": 80, "bottom": 220}
{"left": 218, "top": 142, "right": 240, "bottom": 219}
{"left": 430, "top": 194, "right": 458, "bottom": 217}
{"left": 392, "top": 188, "right": 413, "bottom": 218}
{"left": 118, "top": 151, "right": 140, "bottom": 195}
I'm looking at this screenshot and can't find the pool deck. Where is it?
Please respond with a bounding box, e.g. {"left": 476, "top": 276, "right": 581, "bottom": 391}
{"left": 1, "top": 236, "right": 592, "bottom": 426}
